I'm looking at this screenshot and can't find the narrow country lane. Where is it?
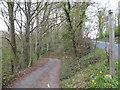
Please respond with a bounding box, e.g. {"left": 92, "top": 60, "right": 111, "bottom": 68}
{"left": 92, "top": 41, "right": 119, "bottom": 59}
{"left": 11, "top": 58, "right": 62, "bottom": 88}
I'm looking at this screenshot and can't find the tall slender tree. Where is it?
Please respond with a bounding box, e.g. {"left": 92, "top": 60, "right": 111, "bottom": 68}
{"left": 7, "top": 1, "right": 19, "bottom": 72}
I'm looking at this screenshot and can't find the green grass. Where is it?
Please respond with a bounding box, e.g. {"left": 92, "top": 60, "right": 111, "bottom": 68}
{"left": 60, "top": 46, "right": 118, "bottom": 88}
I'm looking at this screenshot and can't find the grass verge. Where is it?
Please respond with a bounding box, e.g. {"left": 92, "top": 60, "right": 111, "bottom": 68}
{"left": 60, "top": 46, "right": 118, "bottom": 88}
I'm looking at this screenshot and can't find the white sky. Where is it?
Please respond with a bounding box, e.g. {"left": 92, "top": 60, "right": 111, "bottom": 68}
{"left": 94, "top": 0, "right": 119, "bottom": 11}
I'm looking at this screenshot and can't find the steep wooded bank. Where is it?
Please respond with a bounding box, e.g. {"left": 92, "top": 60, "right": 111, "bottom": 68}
{"left": 1, "top": 2, "right": 92, "bottom": 86}
{"left": 60, "top": 46, "right": 118, "bottom": 88}
{"left": 0, "top": 1, "right": 119, "bottom": 88}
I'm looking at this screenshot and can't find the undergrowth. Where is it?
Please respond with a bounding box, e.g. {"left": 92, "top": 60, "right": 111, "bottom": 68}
{"left": 60, "top": 46, "right": 118, "bottom": 88}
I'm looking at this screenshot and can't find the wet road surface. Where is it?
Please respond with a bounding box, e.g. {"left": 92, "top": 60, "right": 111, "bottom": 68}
{"left": 12, "top": 58, "right": 62, "bottom": 88}
{"left": 92, "top": 41, "right": 119, "bottom": 59}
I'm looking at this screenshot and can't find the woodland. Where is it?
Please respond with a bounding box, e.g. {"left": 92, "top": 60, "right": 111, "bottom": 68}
{"left": 0, "top": 1, "right": 119, "bottom": 88}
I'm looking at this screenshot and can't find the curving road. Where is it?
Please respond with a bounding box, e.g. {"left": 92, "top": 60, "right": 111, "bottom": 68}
{"left": 92, "top": 41, "right": 119, "bottom": 59}
{"left": 11, "top": 58, "right": 62, "bottom": 88}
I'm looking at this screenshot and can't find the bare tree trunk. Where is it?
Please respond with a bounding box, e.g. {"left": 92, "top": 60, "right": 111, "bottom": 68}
{"left": 23, "top": 2, "right": 31, "bottom": 67}
{"left": 35, "top": 2, "right": 40, "bottom": 60}
{"left": 28, "top": 33, "right": 32, "bottom": 67}
{"left": 98, "top": 10, "right": 104, "bottom": 38}
{"left": 63, "top": 2, "right": 77, "bottom": 57}
{"left": 7, "top": 2, "right": 19, "bottom": 71}
{"left": 35, "top": 2, "right": 49, "bottom": 59}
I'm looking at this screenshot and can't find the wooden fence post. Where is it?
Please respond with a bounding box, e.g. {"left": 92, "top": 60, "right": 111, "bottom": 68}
{"left": 0, "top": 32, "right": 2, "bottom": 89}
{"left": 108, "top": 10, "right": 115, "bottom": 76}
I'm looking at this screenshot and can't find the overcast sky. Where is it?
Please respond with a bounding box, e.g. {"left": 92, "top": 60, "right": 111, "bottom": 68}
{"left": 94, "top": 0, "right": 119, "bottom": 11}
